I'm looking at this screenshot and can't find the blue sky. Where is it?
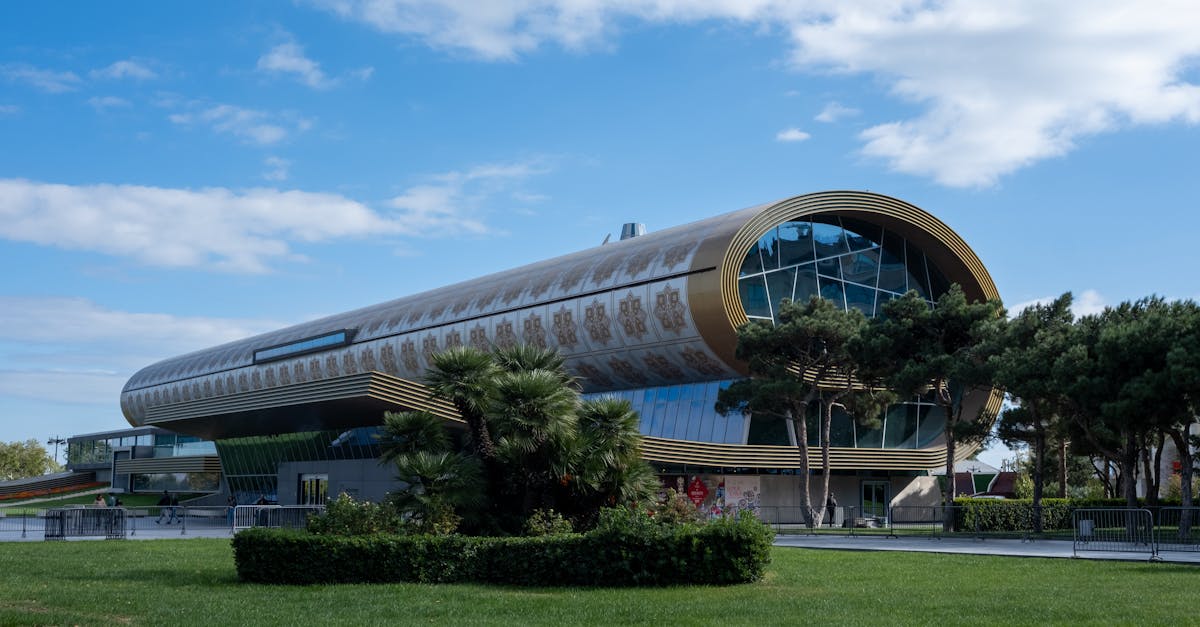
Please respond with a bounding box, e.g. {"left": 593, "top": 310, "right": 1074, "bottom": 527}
{"left": 2, "top": 1, "right": 1198, "bottom": 467}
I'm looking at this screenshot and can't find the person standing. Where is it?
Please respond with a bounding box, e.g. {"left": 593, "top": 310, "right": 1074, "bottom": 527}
{"left": 155, "top": 490, "right": 171, "bottom": 524}
{"left": 826, "top": 493, "right": 838, "bottom": 527}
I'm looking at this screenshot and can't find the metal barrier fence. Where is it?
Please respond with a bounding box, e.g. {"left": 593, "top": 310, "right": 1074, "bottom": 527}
{"left": 1155, "top": 507, "right": 1200, "bottom": 553}
{"left": 0, "top": 504, "right": 326, "bottom": 540}
{"left": 1072, "top": 508, "right": 1157, "bottom": 559}
{"left": 44, "top": 508, "right": 126, "bottom": 540}
{"left": 759, "top": 506, "right": 853, "bottom": 534}
{"left": 232, "top": 505, "right": 324, "bottom": 531}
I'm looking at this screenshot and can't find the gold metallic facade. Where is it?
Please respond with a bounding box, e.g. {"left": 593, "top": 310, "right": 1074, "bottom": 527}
{"left": 120, "top": 191, "right": 999, "bottom": 470}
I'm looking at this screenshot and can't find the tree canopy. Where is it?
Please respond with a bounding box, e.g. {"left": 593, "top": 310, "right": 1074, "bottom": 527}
{"left": 0, "top": 439, "right": 57, "bottom": 481}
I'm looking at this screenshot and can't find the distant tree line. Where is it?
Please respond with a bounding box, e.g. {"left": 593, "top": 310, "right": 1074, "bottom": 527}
{"left": 717, "top": 288, "right": 1200, "bottom": 527}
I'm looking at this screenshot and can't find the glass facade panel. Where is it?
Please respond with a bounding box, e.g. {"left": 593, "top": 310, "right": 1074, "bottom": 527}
{"left": 829, "top": 406, "right": 855, "bottom": 447}
{"left": 132, "top": 472, "right": 220, "bottom": 493}
{"left": 758, "top": 228, "right": 780, "bottom": 271}
{"left": 818, "top": 277, "right": 846, "bottom": 309}
{"left": 739, "top": 275, "right": 771, "bottom": 319}
{"left": 917, "top": 406, "right": 944, "bottom": 448}
{"left": 877, "top": 231, "right": 908, "bottom": 294}
{"left": 812, "top": 220, "right": 850, "bottom": 258}
{"left": 856, "top": 424, "right": 883, "bottom": 448}
{"left": 794, "top": 265, "right": 819, "bottom": 305}
{"left": 765, "top": 267, "right": 797, "bottom": 317}
{"left": 906, "top": 245, "right": 932, "bottom": 299}
{"left": 217, "top": 428, "right": 382, "bottom": 504}
{"left": 739, "top": 241, "right": 763, "bottom": 277}
{"left": 746, "top": 415, "right": 791, "bottom": 445}
{"left": 816, "top": 255, "right": 842, "bottom": 280}
{"left": 844, "top": 282, "right": 875, "bottom": 316}
{"left": 883, "top": 404, "right": 918, "bottom": 449}
{"left": 840, "top": 218, "right": 883, "bottom": 252}
{"left": 778, "top": 220, "right": 815, "bottom": 267}
{"left": 842, "top": 250, "right": 880, "bottom": 286}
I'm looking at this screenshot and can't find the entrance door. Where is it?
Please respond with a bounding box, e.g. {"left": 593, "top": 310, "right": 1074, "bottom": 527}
{"left": 861, "top": 481, "right": 890, "bottom": 521}
{"left": 299, "top": 473, "right": 328, "bottom": 505}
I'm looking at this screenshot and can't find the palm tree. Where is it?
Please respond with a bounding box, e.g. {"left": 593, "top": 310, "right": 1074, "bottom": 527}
{"left": 378, "top": 410, "right": 450, "bottom": 464}
{"left": 490, "top": 369, "right": 580, "bottom": 514}
{"left": 425, "top": 347, "right": 500, "bottom": 460}
{"left": 389, "top": 450, "right": 484, "bottom": 534}
{"left": 571, "top": 397, "right": 657, "bottom": 518}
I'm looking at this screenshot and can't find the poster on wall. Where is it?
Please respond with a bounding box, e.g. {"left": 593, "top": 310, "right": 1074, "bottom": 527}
{"left": 659, "top": 475, "right": 688, "bottom": 501}
{"left": 724, "top": 476, "right": 761, "bottom": 518}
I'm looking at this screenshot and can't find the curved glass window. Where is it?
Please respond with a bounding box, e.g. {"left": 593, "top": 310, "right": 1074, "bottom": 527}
{"left": 737, "top": 215, "right": 946, "bottom": 323}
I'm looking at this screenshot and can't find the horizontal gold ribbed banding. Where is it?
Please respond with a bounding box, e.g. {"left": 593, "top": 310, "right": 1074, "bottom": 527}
{"left": 143, "top": 371, "right": 461, "bottom": 426}
{"left": 640, "top": 387, "right": 1004, "bottom": 471}
{"left": 114, "top": 455, "right": 223, "bottom": 475}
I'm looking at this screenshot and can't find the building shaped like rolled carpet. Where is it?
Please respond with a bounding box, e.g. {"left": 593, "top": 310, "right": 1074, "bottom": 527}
{"left": 120, "top": 191, "right": 999, "bottom": 513}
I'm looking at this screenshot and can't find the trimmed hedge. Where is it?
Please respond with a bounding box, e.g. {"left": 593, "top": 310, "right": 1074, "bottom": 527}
{"left": 232, "top": 513, "right": 772, "bottom": 586}
{"left": 952, "top": 498, "right": 1186, "bottom": 532}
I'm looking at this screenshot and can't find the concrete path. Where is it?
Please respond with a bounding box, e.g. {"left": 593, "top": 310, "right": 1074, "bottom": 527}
{"left": 774, "top": 533, "right": 1200, "bottom": 564}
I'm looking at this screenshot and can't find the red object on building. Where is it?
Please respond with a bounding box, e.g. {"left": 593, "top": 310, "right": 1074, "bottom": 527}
{"left": 687, "top": 477, "right": 709, "bottom": 506}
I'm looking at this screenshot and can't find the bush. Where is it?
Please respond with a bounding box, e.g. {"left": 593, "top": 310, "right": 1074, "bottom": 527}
{"left": 524, "top": 508, "right": 573, "bottom": 536}
{"left": 651, "top": 489, "right": 703, "bottom": 526}
{"left": 306, "top": 493, "right": 404, "bottom": 536}
{"left": 952, "top": 497, "right": 1186, "bottom": 532}
{"left": 233, "top": 509, "right": 772, "bottom": 587}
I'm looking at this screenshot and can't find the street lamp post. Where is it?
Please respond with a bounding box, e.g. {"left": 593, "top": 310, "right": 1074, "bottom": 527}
{"left": 47, "top": 436, "right": 66, "bottom": 467}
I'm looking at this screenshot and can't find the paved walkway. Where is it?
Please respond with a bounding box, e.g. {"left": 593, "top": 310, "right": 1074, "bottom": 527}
{"left": 774, "top": 533, "right": 1200, "bottom": 564}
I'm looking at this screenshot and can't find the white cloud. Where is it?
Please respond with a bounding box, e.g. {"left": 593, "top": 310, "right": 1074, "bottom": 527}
{"left": 168, "top": 102, "right": 312, "bottom": 145}
{"left": 0, "top": 369, "right": 127, "bottom": 406}
{"left": 0, "top": 173, "right": 537, "bottom": 272}
{"left": 1, "top": 63, "right": 82, "bottom": 93}
{"left": 0, "top": 179, "right": 412, "bottom": 272}
{"left": 258, "top": 42, "right": 333, "bottom": 89}
{"left": 1071, "top": 289, "right": 1107, "bottom": 317}
{"left": 775, "top": 127, "right": 810, "bottom": 142}
{"left": 262, "top": 156, "right": 291, "bottom": 181}
{"left": 0, "top": 297, "right": 282, "bottom": 352}
{"left": 87, "top": 96, "right": 131, "bottom": 111}
{"left": 0, "top": 297, "right": 286, "bottom": 405}
{"left": 1007, "top": 289, "right": 1107, "bottom": 318}
{"left": 91, "top": 59, "right": 157, "bottom": 81}
{"left": 313, "top": 1, "right": 1200, "bottom": 186}
{"left": 0, "top": 104, "right": 18, "bottom": 115}
{"left": 388, "top": 159, "right": 552, "bottom": 235}
{"left": 815, "top": 101, "right": 859, "bottom": 123}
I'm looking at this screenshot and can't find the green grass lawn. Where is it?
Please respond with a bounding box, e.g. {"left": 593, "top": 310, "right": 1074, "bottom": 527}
{"left": 0, "top": 541, "right": 1193, "bottom": 626}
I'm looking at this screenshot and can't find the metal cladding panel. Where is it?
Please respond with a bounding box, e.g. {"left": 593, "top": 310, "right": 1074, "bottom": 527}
{"left": 121, "top": 203, "right": 759, "bottom": 427}
{"left": 120, "top": 191, "right": 1000, "bottom": 464}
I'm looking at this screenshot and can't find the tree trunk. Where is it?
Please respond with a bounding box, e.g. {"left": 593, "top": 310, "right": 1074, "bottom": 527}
{"left": 1168, "top": 428, "right": 1194, "bottom": 538}
{"left": 794, "top": 404, "right": 814, "bottom": 527}
{"left": 1057, "top": 438, "right": 1068, "bottom": 498}
{"left": 819, "top": 399, "right": 834, "bottom": 529}
{"left": 1141, "top": 434, "right": 1156, "bottom": 506}
{"left": 1151, "top": 431, "right": 1164, "bottom": 505}
{"left": 1032, "top": 422, "right": 1045, "bottom": 534}
{"left": 1122, "top": 430, "right": 1139, "bottom": 508}
{"left": 943, "top": 403, "right": 957, "bottom": 532}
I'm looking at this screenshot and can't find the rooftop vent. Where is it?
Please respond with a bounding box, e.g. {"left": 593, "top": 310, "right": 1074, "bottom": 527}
{"left": 620, "top": 223, "right": 646, "bottom": 240}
